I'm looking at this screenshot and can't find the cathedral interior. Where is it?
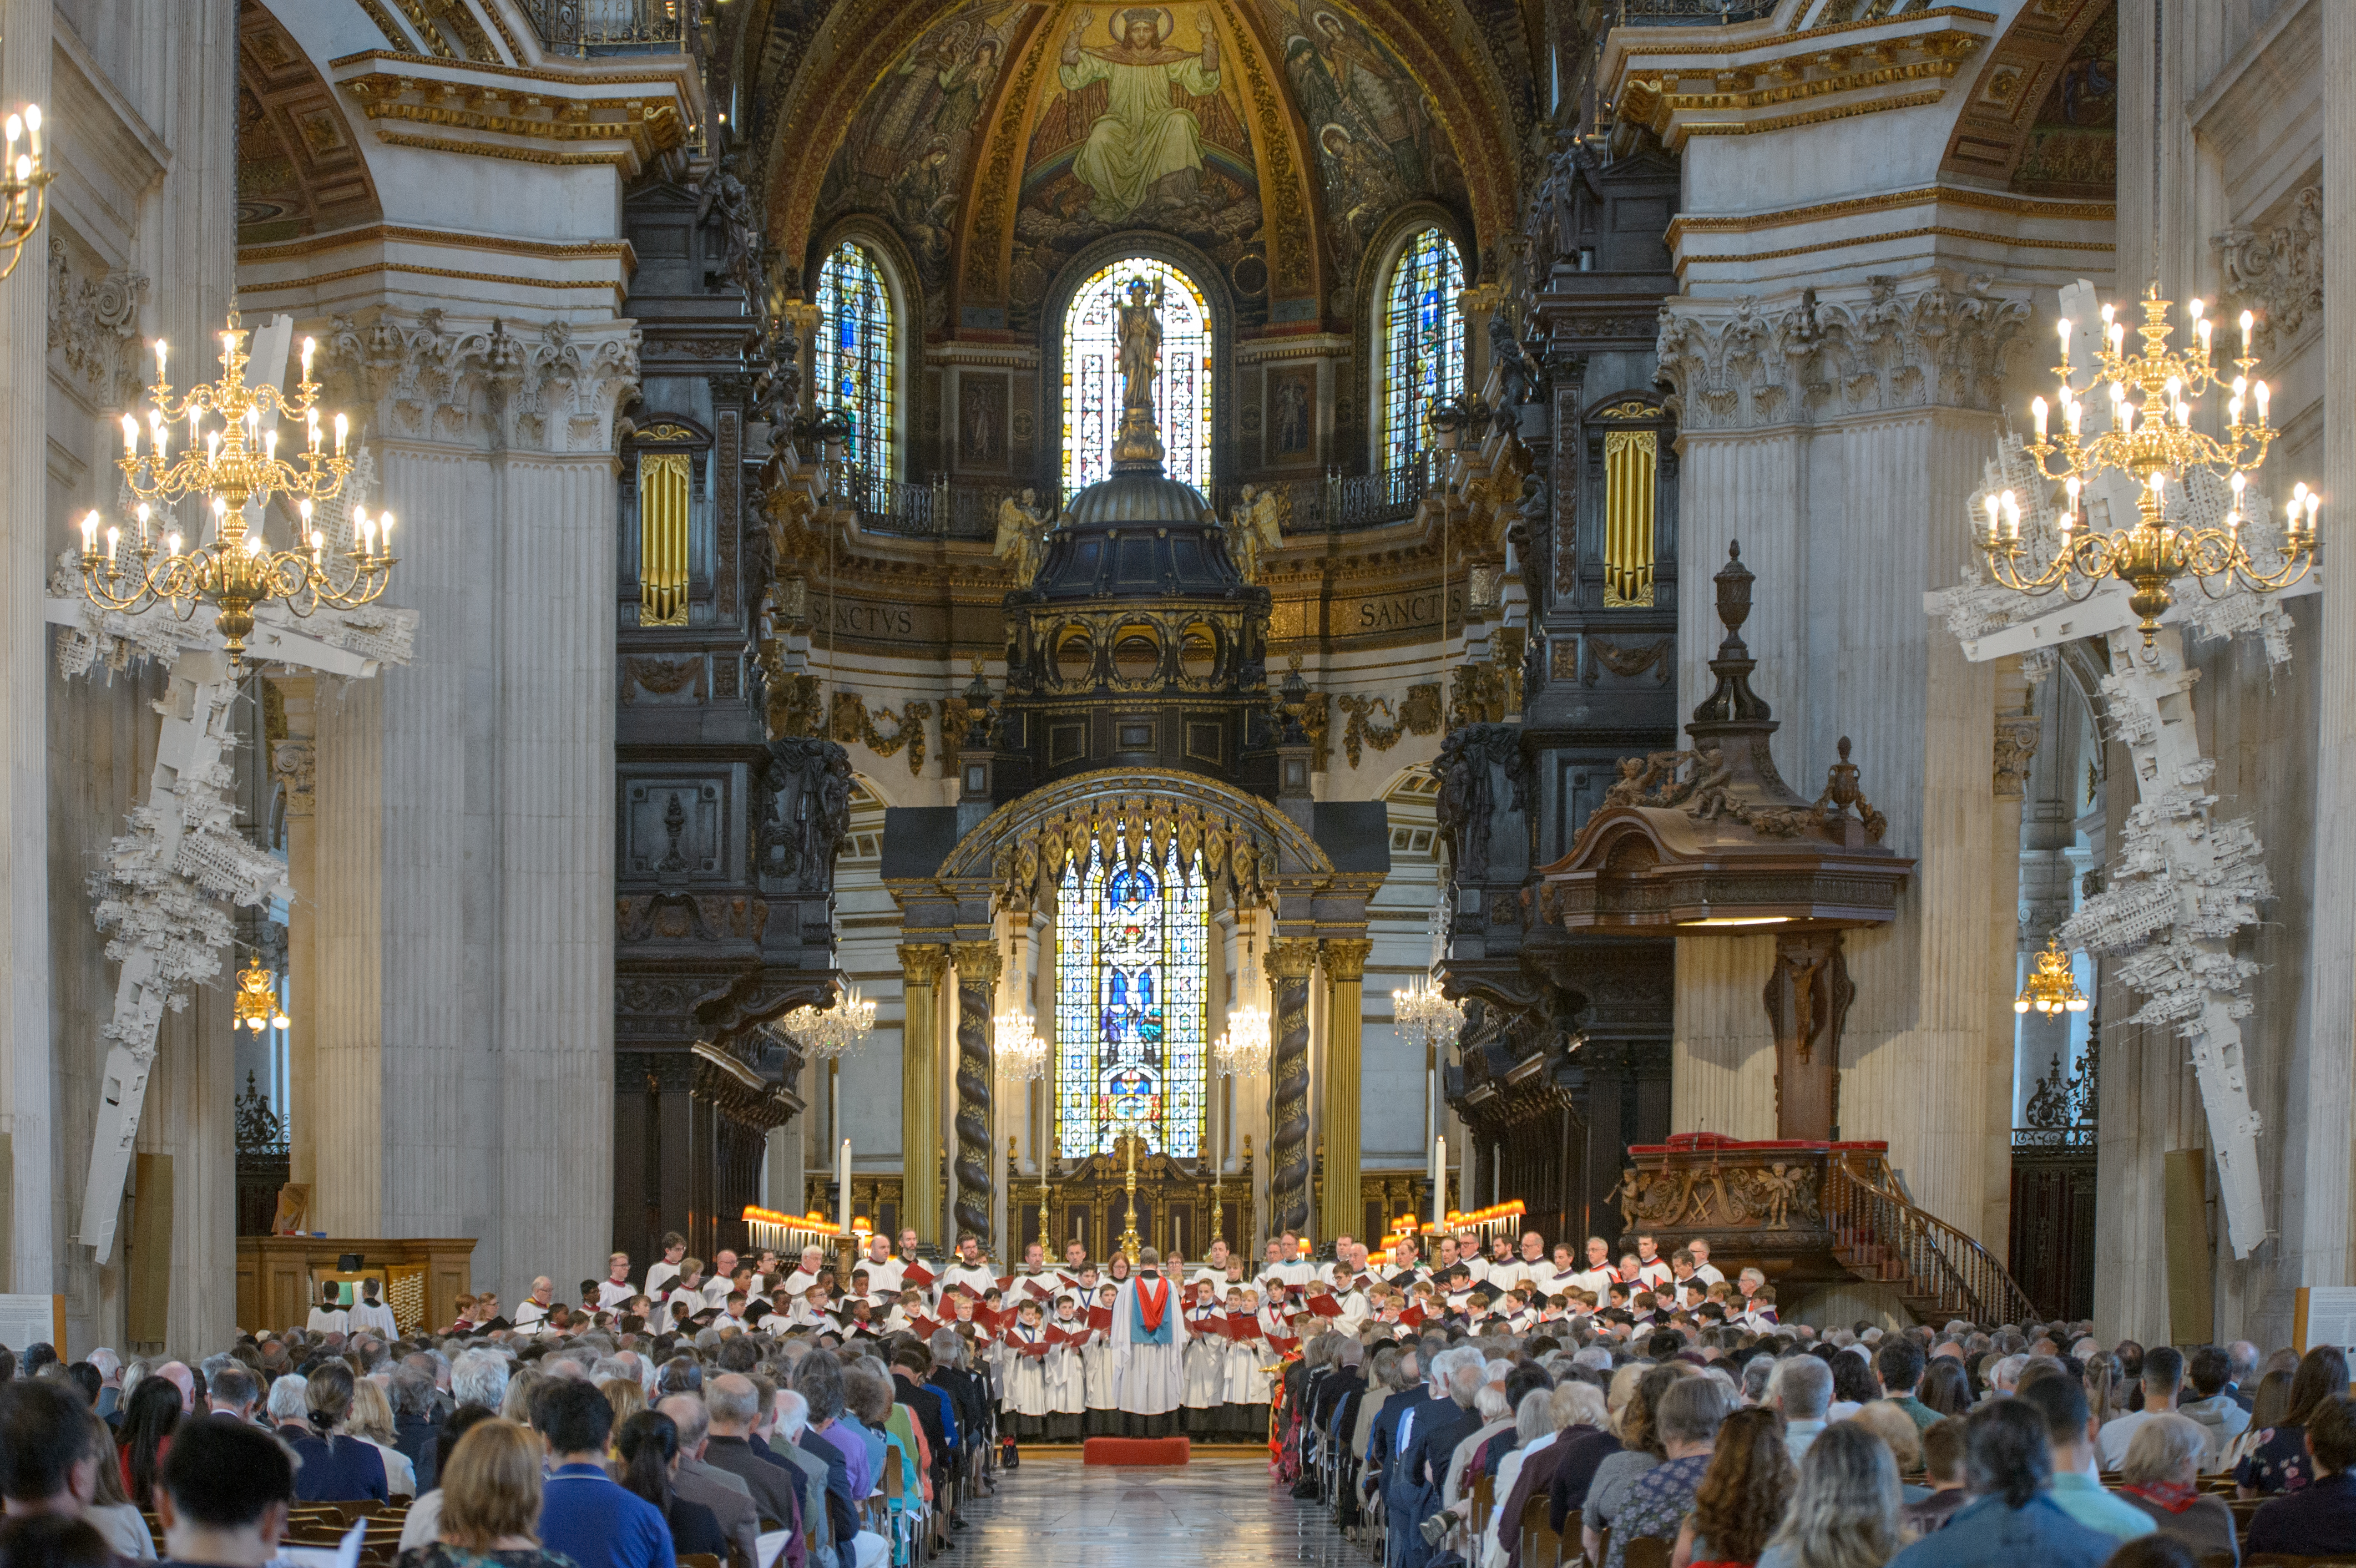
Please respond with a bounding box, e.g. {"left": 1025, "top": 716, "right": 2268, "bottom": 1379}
{"left": 12, "top": 0, "right": 2356, "bottom": 1357}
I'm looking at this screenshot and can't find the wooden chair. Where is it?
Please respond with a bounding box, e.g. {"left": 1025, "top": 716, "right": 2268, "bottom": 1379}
{"left": 1591, "top": 1525, "right": 1611, "bottom": 1568}
{"left": 1471, "top": 1473, "right": 1494, "bottom": 1544}
{"left": 680, "top": 1555, "right": 723, "bottom": 1568}
{"left": 1517, "top": 1493, "right": 1560, "bottom": 1568}
{"left": 1622, "top": 1539, "right": 1672, "bottom": 1568}
{"left": 2244, "top": 1557, "right": 2356, "bottom": 1567}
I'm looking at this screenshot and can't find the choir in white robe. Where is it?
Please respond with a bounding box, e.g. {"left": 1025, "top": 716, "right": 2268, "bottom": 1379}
{"left": 1046, "top": 1320, "right": 1088, "bottom": 1417}
{"left": 1001, "top": 1323, "right": 1051, "bottom": 1418}
{"left": 1181, "top": 1299, "right": 1224, "bottom": 1413}
{"left": 1081, "top": 1318, "right": 1120, "bottom": 1420}
{"left": 1112, "top": 1273, "right": 1187, "bottom": 1416}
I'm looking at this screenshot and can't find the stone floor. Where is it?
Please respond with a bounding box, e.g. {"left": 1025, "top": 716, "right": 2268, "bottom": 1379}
{"left": 946, "top": 1453, "right": 1362, "bottom": 1565}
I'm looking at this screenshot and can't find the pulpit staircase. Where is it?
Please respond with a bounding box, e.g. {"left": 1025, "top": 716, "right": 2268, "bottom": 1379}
{"left": 1824, "top": 1150, "right": 2036, "bottom": 1325}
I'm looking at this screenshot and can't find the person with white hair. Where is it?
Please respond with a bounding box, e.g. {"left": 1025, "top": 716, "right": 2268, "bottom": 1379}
{"left": 451, "top": 1348, "right": 509, "bottom": 1413}
{"left": 264, "top": 1374, "right": 310, "bottom": 1440}
{"left": 1768, "top": 1355, "right": 1833, "bottom": 1463}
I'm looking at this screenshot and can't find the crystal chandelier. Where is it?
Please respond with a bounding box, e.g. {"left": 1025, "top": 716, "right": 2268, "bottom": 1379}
{"left": 995, "top": 1008, "right": 1047, "bottom": 1081}
{"left": 1980, "top": 289, "right": 2318, "bottom": 649}
{"left": 2014, "top": 936, "right": 2090, "bottom": 1016}
{"left": 0, "top": 103, "right": 51, "bottom": 282}
{"left": 1212, "top": 938, "right": 1271, "bottom": 1078}
{"left": 73, "top": 320, "right": 396, "bottom": 666}
{"left": 770, "top": 983, "right": 877, "bottom": 1060}
{"left": 1392, "top": 975, "right": 1465, "bottom": 1053}
{"left": 232, "top": 957, "right": 289, "bottom": 1035}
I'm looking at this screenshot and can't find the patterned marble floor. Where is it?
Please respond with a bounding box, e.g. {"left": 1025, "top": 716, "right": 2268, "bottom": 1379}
{"left": 942, "top": 1453, "right": 1363, "bottom": 1565}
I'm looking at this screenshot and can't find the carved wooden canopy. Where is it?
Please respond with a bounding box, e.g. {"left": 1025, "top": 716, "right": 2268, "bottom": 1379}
{"left": 1536, "top": 542, "right": 1913, "bottom": 933}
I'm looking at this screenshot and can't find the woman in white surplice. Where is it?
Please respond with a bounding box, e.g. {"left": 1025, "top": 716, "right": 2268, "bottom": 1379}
{"left": 1112, "top": 1247, "right": 1189, "bottom": 1436}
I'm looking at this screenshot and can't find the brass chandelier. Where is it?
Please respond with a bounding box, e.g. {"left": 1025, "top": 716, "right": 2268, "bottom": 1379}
{"left": 1979, "top": 286, "right": 2318, "bottom": 648}
{"left": 2014, "top": 935, "right": 2090, "bottom": 1016}
{"left": 232, "top": 956, "right": 290, "bottom": 1034}
{"left": 0, "top": 103, "right": 51, "bottom": 282}
{"left": 73, "top": 319, "right": 396, "bottom": 665}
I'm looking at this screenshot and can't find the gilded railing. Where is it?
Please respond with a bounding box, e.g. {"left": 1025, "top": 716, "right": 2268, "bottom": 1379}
{"left": 1824, "top": 1150, "right": 2036, "bottom": 1325}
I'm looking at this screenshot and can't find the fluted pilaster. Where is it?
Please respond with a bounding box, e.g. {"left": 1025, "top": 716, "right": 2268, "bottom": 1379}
{"left": 2297, "top": 0, "right": 2356, "bottom": 1303}
{"left": 492, "top": 454, "right": 617, "bottom": 1290}
{"left": 1319, "top": 938, "right": 1371, "bottom": 1246}
{"left": 1265, "top": 938, "right": 1318, "bottom": 1238}
{"left": 950, "top": 942, "right": 999, "bottom": 1247}
{"left": 899, "top": 944, "right": 948, "bottom": 1243}
{"left": 0, "top": 0, "right": 53, "bottom": 1291}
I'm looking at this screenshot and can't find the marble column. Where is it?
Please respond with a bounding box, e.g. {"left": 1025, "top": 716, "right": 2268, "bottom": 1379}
{"left": 1265, "top": 937, "right": 1318, "bottom": 1239}
{"left": 1985, "top": 661, "right": 2038, "bottom": 1253}
{"left": 272, "top": 681, "right": 319, "bottom": 1192}
{"left": 949, "top": 941, "right": 998, "bottom": 1247}
{"left": 0, "top": 0, "right": 54, "bottom": 1292}
{"left": 493, "top": 452, "right": 618, "bottom": 1292}
{"left": 2303, "top": 0, "right": 2356, "bottom": 1296}
{"left": 899, "top": 944, "right": 947, "bottom": 1243}
{"left": 1319, "top": 938, "right": 1371, "bottom": 1246}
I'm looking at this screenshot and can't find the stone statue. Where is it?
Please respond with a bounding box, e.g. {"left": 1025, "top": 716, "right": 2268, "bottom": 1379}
{"left": 694, "top": 158, "right": 767, "bottom": 306}
{"left": 1227, "top": 483, "right": 1284, "bottom": 582}
{"left": 1686, "top": 742, "right": 1736, "bottom": 822}
{"left": 1112, "top": 274, "right": 1168, "bottom": 465}
{"left": 992, "top": 488, "right": 1051, "bottom": 586}
{"left": 761, "top": 736, "right": 853, "bottom": 892}
{"left": 1490, "top": 315, "right": 1540, "bottom": 426}
{"left": 1116, "top": 274, "right": 1165, "bottom": 411}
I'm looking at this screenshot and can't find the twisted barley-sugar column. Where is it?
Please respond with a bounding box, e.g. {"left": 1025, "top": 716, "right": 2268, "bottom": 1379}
{"left": 951, "top": 941, "right": 1001, "bottom": 1248}
{"left": 1319, "top": 938, "right": 1372, "bottom": 1247}
{"left": 1265, "top": 937, "right": 1321, "bottom": 1239}
{"left": 898, "top": 944, "right": 949, "bottom": 1244}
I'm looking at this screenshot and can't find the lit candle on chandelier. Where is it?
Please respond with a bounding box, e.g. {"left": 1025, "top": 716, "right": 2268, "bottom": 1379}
{"left": 334, "top": 412, "right": 348, "bottom": 456}
{"left": 79, "top": 510, "right": 98, "bottom": 555}
{"left": 119, "top": 414, "right": 137, "bottom": 456}
{"left": 2030, "top": 396, "right": 2047, "bottom": 440}
{"left": 153, "top": 338, "right": 167, "bottom": 386}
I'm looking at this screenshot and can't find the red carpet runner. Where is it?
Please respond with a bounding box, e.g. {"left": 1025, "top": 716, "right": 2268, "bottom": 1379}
{"left": 1081, "top": 1436, "right": 1191, "bottom": 1465}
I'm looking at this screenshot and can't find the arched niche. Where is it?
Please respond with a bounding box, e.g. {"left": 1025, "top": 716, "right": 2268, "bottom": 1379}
{"left": 1035, "top": 234, "right": 1240, "bottom": 500}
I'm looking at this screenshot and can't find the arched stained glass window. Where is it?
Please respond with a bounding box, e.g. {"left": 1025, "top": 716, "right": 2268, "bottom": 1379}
{"left": 1063, "top": 257, "right": 1212, "bottom": 494}
{"left": 1054, "top": 835, "right": 1208, "bottom": 1159}
{"left": 1381, "top": 227, "right": 1464, "bottom": 473}
{"left": 813, "top": 241, "right": 895, "bottom": 484}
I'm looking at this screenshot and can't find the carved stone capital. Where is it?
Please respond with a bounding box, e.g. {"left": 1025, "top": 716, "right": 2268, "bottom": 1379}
{"left": 271, "top": 739, "right": 317, "bottom": 815}
{"left": 1657, "top": 276, "right": 2031, "bottom": 433}
{"left": 950, "top": 940, "right": 1001, "bottom": 989}
{"left": 1992, "top": 716, "right": 2040, "bottom": 800}
{"left": 47, "top": 238, "right": 146, "bottom": 406}
{"left": 2216, "top": 186, "right": 2322, "bottom": 351}
{"left": 326, "top": 307, "right": 643, "bottom": 456}
{"left": 899, "top": 943, "right": 950, "bottom": 988}
{"left": 1320, "top": 937, "right": 1373, "bottom": 983}
{"left": 1265, "top": 937, "right": 1320, "bottom": 981}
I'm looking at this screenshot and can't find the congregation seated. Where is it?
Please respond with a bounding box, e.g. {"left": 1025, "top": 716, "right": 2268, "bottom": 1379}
{"left": 13, "top": 1225, "right": 2356, "bottom": 1568}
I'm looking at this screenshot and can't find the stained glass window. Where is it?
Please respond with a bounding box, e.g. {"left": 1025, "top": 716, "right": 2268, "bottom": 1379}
{"left": 1063, "top": 257, "right": 1212, "bottom": 494}
{"left": 1381, "top": 227, "right": 1465, "bottom": 473}
{"left": 813, "top": 242, "right": 895, "bottom": 483}
{"left": 1053, "top": 834, "right": 1208, "bottom": 1159}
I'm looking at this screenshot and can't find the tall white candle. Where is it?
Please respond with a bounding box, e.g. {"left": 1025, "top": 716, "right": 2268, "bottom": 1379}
{"left": 1432, "top": 1134, "right": 1447, "bottom": 1227}
{"left": 838, "top": 1138, "right": 852, "bottom": 1232}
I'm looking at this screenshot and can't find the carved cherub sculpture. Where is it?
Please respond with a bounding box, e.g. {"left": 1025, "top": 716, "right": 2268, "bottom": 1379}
{"left": 993, "top": 488, "right": 1051, "bottom": 587}
{"left": 1227, "top": 484, "right": 1285, "bottom": 583}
